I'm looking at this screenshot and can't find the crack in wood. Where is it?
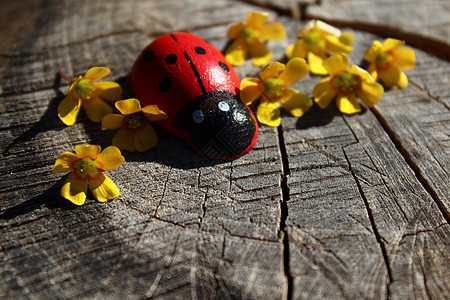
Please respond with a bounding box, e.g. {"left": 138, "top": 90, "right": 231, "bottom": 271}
{"left": 198, "top": 189, "right": 208, "bottom": 228}
{"left": 153, "top": 168, "right": 171, "bottom": 217}
{"left": 398, "top": 223, "right": 448, "bottom": 244}
{"left": 410, "top": 79, "right": 450, "bottom": 110}
{"left": 217, "top": 222, "right": 278, "bottom": 243}
{"left": 234, "top": 0, "right": 299, "bottom": 19}
{"left": 277, "top": 124, "right": 293, "bottom": 300}
{"left": 370, "top": 107, "right": 450, "bottom": 225}
{"left": 342, "top": 148, "right": 393, "bottom": 298}
{"left": 146, "top": 233, "right": 181, "bottom": 298}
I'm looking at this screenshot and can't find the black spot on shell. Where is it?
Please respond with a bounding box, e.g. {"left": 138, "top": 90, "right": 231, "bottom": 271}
{"left": 143, "top": 50, "right": 154, "bottom": 62}
{"left": 159, "top": 78, "right": 171, "bottom": 93}
{"left": 219, "top": 61, "right": 230, "bottom": 72}
{"left": 166, "top": 54, "right": 178, "bottom": 64}
{"left": 195, "top": 47, "right": 206, "bottom": 54}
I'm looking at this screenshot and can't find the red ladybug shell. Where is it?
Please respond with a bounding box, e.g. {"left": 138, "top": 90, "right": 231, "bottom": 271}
{"left": 130, "top": 32, "right": 258, "bottom": 160}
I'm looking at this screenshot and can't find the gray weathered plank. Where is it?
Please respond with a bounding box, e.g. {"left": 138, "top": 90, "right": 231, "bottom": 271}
{"left": 1, "top": 0, "right": 449, "bottom": 299}
{"left": 280, "top": 20, "right": 450, "bottom": 299}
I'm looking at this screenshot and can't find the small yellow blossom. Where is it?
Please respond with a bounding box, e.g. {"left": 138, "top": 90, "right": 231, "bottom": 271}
{"left": 225, "top": 11, "right": 286, "bottom": 66}
{"left": 240, "top": 58, "right": 312, "bottom": 127}
{"left": 313, "top": 54, "right": 384, "bottom": 114}
{"left": 101, "top": 98, "right": 168, "bottom": 152}
{"left": 286, "top": 20, "right": 353, "bottom": 75}
{"left": 364, "top": 38, "right": 415, "bottom": 89}
{"left": 58, "top": 67, "right": 123, "bottom": 125}
{"left": 52, "top": 145, "right": 125, "bottom": 205}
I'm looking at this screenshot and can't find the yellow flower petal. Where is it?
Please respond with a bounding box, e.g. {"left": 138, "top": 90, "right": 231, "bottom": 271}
{"left": 379, "top": 67, "right": 408, "bottom": 89}
{"left": 367, "top": 63, "right": 379, "bottom": 82}
{"left": 325, "top": 35, "right": 352, "bottom": 54}
{"left": 112, "top": 127, "right": 135, "bottom": 152}
{"left": 58, "top": 94, "right": 81, "bottom": 126}
{"left": 394, "top": 47, "right": 415, "bottom": 70}
{"left": 382, "top": 38, "right": 404, "bottom": 52}
{"left": 96, "top": 146, "right": 125, "bottom": 171}
{"left": 89, "top": 173, "right": 120, "bottom": 203}
{"left": 225, "top": 40, "right": 247, "bottom": 66}
{"left": 84, "top": 67, "right": 111, "bottom": 81}
{"left": 259, "top": 61, "right": 285, "bottom": 79}
{"left": 115, "top": 98, "right": 141, "bottom": 115}
{"left": 280, "top": 88, "right": 312, "bottom": 118}
{"left": 249, "top": 40, "right": 273, "bottom": 66}
{"left": 94, "top": 81, "right": 123, "bottom": 102}
{"left": 141, "top": 105, "right": 168, "bottom": 121}
{"left": 53, "top": 152, "right": 78, "bottom": 173}
{"left": 308, "top": 52, "right": 328, "bottom": 75}
{"left": 246, "top": 11, "right": 269, "bottom": 27}
{"left": 134, "top": 123, "right": 158, "bottom": 152}
{"left": 227, "top": 21, "right": 245, "bottom": 39}
{"left": 364, "top": 40, "right": 383, "bottom": 62}
{"left": 240, "top": 78, "right": 261, "bottom": 105}
{"left": 66, "top": 76, "right": 82, "bottom": 94}
{"left": 336, "top": 94, "right": 361, "bottom": 114}
{"left": 349, "top": 65, "right": 373, "bottom": 82}
{"left": 60, "top": 172, "right": 88, "bottom": 205}
{"left": 280, "top": 58, "right": 310, "bottom": 85}
{"left": 260, "top": 22, "right": 286, "bottom": 40}
{"left": 101, "top": 114, "right": 125, "bottom": 130}
{"left": 75, "top": 145, "right": 101, "bottom": 158}
{"left": 313, "top": 77, "right": 337, "bottom": 109}
{"left": 286, "top": 40, "right": 307, "bottom": 59}
{"left": 83, "top": 98, "right": 113, "bottom": 123}
{"left": 257, "top": 100, "right": 281, "bottom": 127}
{"left": 322, "top": 54, "right": 349, "bottom": 75}
{"left": 358, "top": 81, "right": 384, "bottom": 107}
{"left": 339, "top": 31, "right": 354, "bottom": 46}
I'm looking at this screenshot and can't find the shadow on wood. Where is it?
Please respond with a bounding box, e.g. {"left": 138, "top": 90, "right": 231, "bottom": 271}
{"left": 0, "top": 175, "right": 78, "bottom": 222}
{"left": 2, "top": 73, "right": 66, "bottom": 155}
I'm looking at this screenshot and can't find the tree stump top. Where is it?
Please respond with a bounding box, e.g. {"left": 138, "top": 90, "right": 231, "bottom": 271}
{"left": 1, "top": 0, "right": 449, "bottom": 299}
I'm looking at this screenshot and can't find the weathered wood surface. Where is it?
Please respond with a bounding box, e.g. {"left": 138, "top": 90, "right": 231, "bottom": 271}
{"left": 0, "top": 0, "right": 449, "bottom": 299}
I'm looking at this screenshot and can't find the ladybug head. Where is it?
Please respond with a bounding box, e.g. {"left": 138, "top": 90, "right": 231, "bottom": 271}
{"left": 172, "top": 91, "right": 257, "bottom": 160}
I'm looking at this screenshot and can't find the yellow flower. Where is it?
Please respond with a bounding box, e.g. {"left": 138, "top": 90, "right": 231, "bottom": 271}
{"left": 225, "top": 11, "right": 286, "bottom": 66}
{"left": 286, "top": 20, "right": 353, "bottom": 75}
{"left": 58, "top": 67, "right": 123, "bottom": 125}
{"left": 364, "top": 38, "right": 415, "bottom": 89}
{"left": 52, "top": 145, "right": 125, "bottom": 205}
{"left": 240, "top": 58, "right": 312, "bottom": 127}
{"left": 313, "top": 54, "right": 384, "bottom": 114}
{"left": 101, "top": 98, "right": 168, "bottom": 152}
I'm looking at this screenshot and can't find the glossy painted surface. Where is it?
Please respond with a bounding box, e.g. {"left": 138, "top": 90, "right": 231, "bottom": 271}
{"left": 130, "top": 32, "right": 258, "bottom": 160}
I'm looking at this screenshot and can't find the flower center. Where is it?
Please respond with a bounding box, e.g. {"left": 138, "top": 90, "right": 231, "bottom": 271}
{"left": 240, "top": 27, "right": 260, "bottom": 44}
{"left": 73, "top": 79, "right": 96, "bottom": 101}
{"left": 260, "top": 77, "right": 285, "bottom": 100}
{"left": 332, "top": 72, "right": 361, "bottom": 92}
{"left": 74, "top": 158, "right": 100, "bottom": 179}
{"left": 127, "top": 112, "right": 146, "bottom": 129}
{"left": 375, "top": 51, "right": 393, "bottom": 69}
{"left": 304, "top": 31, "right": 326, "bottom": 53}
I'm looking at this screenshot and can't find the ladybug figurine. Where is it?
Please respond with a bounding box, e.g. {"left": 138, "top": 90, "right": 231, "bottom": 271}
{"left": 130, "top": 32, "right": 258, "bottom": 160}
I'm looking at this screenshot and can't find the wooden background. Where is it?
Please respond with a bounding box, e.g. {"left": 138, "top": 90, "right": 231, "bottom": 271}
{"left": 1, "top": 0, "right": 449, "bottom": 299}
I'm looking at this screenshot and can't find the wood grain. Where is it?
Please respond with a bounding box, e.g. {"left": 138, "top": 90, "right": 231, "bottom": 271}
{"left": 1, "top": 0, "right": 449, "bottom": 299}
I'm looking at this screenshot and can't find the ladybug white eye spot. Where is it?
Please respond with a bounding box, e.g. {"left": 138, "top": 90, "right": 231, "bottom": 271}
{"left": 219, "top": 61, "right": 229, "bottom": 72}
{"left": 193, "top": 110, "right": 204, "bottom": 124}
{"left": 195, "top": 47, "right": 206, "bottom": 55}
{"left": 166, "top": 54, "right": 177, "bottom": 64}
{"left": 159, "top": 78, "right": 171, "bottom": 93}
{"left": 218, "top": 101, "right": 230, "bottom": 112}
{"left": 143, "top": 50, "right": 154, "bottom": 62}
